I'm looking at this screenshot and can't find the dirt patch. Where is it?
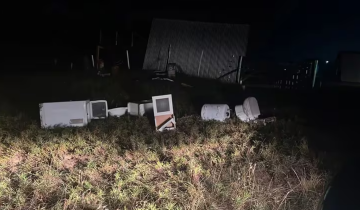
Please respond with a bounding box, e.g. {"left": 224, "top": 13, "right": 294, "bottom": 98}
{"left": 41, "top": 173, "right": 64, "bottom": 191}
{"left": 7, "top": 151, "right": 25, "bottom": 173}
{"left": 63, "top": 154, "right": 78, "bottom": 170}
{"left": 55, "top": 152, "right": 91, "bottom": 171}
{"left": 94, "top": 146, "right": 106, "bottom": 156}
{"left": 75, "top": 155, "right": 90, "bottom": 164}
{"left": 86, "top": 170, "right": 105, "bottom": 186}
{"left": 99, "top": 163, "right": 118, "bottom": 175}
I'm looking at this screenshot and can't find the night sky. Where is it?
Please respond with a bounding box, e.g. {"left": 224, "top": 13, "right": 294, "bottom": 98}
{"left": 4, "top": 0, "right": 360, "bottom": 68}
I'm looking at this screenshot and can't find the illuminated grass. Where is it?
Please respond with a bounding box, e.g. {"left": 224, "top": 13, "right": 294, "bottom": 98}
{"left": 0, "top": 115, "right": 329, "bottom": 210}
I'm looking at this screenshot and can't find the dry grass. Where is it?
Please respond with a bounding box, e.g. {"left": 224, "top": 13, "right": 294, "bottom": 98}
{"left": 0, "top": 115, "right": 330, "bottom": 210}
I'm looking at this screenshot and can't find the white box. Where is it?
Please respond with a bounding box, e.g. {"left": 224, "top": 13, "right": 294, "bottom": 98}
{"left": 39, "top": 100, "right": 108, "bottom": 128}
{"left": 127, "top": 100, "right": 153, "bottom": 116}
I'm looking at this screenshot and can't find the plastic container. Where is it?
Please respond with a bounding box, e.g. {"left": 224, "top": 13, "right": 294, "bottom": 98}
{"left": 243, "top": 97, "right": 260, "bottom": 120}
{"left": 201, "top": 104, "right": 230, "bottom": 122}
{"left": 108, "top": 107, "right": 127, "bottom": 117}
{"left": 127, "top": 101, "right": 153, "bottom": 116}
{"left": 235, "top": 105, "right": 250, "bottom": 122}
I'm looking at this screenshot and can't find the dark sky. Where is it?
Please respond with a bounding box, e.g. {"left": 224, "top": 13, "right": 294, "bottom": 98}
{"left": 5, "top": 0, "right": 360, "bottom": 63}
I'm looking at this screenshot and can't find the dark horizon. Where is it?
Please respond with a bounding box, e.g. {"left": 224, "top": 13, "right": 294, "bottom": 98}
{"left": 3, "top": 0, "right": 360, "bottom": 68}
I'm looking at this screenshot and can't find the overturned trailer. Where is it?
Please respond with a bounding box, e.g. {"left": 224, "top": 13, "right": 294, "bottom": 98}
{"left": 143, "top": 19, "right": 249, "bottom": 83}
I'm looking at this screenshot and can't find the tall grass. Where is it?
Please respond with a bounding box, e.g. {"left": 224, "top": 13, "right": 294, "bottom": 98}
{"left": 0, "top": 114, "right": 329, "bottom": 210}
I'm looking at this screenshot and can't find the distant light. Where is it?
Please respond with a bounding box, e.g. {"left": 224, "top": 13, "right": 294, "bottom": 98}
{"left": 326, "top": 61, "right": 329, "bottom": 64}
{"left": 284, "top": 69, "right": 286, "bottom": 71}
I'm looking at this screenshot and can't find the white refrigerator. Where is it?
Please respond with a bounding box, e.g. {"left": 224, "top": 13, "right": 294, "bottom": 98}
{"left": 39, "top": 100, "right": 108, "bottom": 128}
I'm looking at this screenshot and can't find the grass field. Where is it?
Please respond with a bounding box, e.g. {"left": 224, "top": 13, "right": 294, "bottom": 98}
{"left": 0, "top": 73, "right": 332, "bottom": 209}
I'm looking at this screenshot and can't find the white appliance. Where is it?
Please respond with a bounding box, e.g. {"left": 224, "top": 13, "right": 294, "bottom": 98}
{"left": 108, "top": 107, "right": 127, "bottom": 117}
{"left": 201, "top": 104, "right": 230, "bottom": 122}
{"left": 127, "top": 100, "right": 153, "bottom": 116}
{"left": 39, "top": 100, "right": 108, "bottom": 128}
{"left": 152, "top": 94, "right": 176, "bottom": 131}
{"left": 243, "top": 97, "right": 260, "bottom": 120}
{"left": 235, "top": 105, "right": 250, "bottom": 122}
{"left": 235, "top": 97, "right": 261, "bottom": 122}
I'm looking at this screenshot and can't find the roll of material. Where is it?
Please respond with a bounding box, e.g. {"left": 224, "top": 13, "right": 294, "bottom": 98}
{"left": 201, "top": 104, "right": 230, "bottom": 122}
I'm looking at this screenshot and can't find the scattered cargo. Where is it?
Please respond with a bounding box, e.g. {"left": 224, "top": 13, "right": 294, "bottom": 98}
{"left": 39, "top": 100, "right": 108, "bottom": 128}
{"left": 127, "top": 100, "right": 153, "bottom": 116}
{"left": 243, "top": 97, "right": 261, "bottom": 120}
{"left": 235, "top": 105, "right": 249, "bottom": 122}
{"left": 152, "top": 94, "right": 176, "bottom": 131}
{"left": 39, "top": 95, "right": 271, "bottom": 130}
{"left": 235, "top": 97, "right": 261, "bottom": 122}
{"left": 108, "top": 107, "right": 127, "bottom": 117}
{"left": 201, "top": 104, "right": 230, "bottom": 122}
